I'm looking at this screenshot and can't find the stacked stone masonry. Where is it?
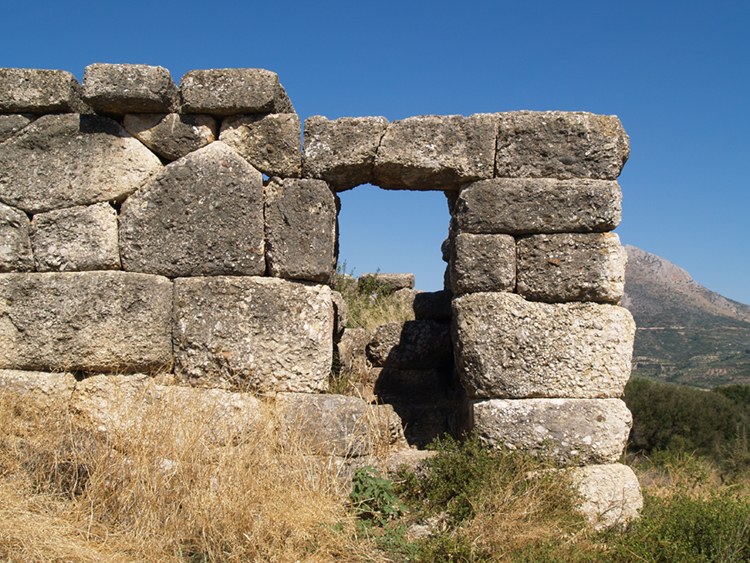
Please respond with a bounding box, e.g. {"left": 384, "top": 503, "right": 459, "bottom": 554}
{"left": 0, "top": 64, "right": 640, "bottom": 527}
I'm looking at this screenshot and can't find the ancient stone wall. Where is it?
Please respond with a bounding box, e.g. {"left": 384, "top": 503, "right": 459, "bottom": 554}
{"left": 0, "top": 64, "right": 641, "bottom": 527}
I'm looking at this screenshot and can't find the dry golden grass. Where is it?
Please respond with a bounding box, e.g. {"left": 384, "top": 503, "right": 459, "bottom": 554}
{"left": 333, "top": 274, "right": 415, "bottom": 332}
{"left": 0, "top": 387, "right": 370, "bottom": 562}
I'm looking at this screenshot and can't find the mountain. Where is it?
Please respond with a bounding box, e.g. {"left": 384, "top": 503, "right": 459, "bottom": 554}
{"left": 623, "top": 245, "right": 750, "bottom": 388}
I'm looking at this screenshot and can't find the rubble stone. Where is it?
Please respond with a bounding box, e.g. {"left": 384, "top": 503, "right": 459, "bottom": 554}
{"left": 495, "top": 112, "right": 629, "bottom": 180}
{"left": 0, "top": 69, "right": 82, "bottom": 113}
{"left": 472, "top": 398, "right": 632, "bottom": 465}
{"left": 303, "top": 115, "right": 388, "bottom": 190}
{"left": 0, "top": 271, "right": 173, "bottom": 373}
{"left": 0, "top": 369, "right": 76, "bottom": 411}
{"left": 119, "top": 142, "right": 265, "bottom": 277}
{"left": 30, "top": 202, "right": 120, "bottom": 271}
{"left": 450, "top": 233, "right": 515, "bottom": 294}
{"left": 567, "top": 464, "right": 643, "bottom": 530}
{"left": 220, "top": 113, "right": 301, "bottom": 177}
{"left": 173, "top": 276, "right": 332, "bottom": 393}
{"left": 453, "top": 292, "right": 634, "bottom": 399}
{"left": 0, "top": 114, "right": 34, "bottom": 141}
{"left": 517, "top": 233, "right": 626, "bottom": 303}
{"left": 366, "top": 320, "right": 452, "bottom": 369}
{"left": 0, "top": 202, "right": 33, "bottom": 272}
{"left": 358, "top": 273, "right": 415, "bottom": 292}
{"left": 123, "top": 113, "right": 216, "bottom": 161}
{"left": 373, "top": 114, "right": 496, "bottom": 190}
{"left": 454, "top": 178, "right": 622, "bottom": 234}
{"left": 0, "top": 114, "right": 162, "bottom": 213}
{"left": 82, "top": 63, "right": 178, "bottom": 114}
{"left": 264, "top": 178, "right": 336, "bottom": 283}
{"left": 413, "top": 290, "right": 453, "bottom": 321}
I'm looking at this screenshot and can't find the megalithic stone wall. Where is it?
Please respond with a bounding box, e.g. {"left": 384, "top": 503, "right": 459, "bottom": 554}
{"left": 0, "top": 64, "right": 641, "bottom": 526}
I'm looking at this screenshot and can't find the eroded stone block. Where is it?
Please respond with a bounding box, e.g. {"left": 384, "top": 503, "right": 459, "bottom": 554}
{"left": 264, "top": 178, "right": 336, "bottom": 283}
{"left": 0, "top": 272, "right": 173, "bottom": 373}
{"left": 495, "top": 112, "right": 629, "bottom": 180}
{"left": 119, "top": 142, "right": 265, "bottom": 277}
{"left": 366, "top": 320, "right": 452, "bottom": 369}
{"left": 82, "top": 63, "right": 178, "bottom": 114}
{"left": 0, "top": 114, "right": 162, "bottom": 213}
{"left": 453, "top": 292, "right": 634, "bottom": 399}
{"left": 373, "top": 114, "right": 496, "bottom": 190}
{"left": 454, "top": 178, "right": 622, "bottom": 234}
{"left": 567, "top": 464, "right": 643, "bottom": 530}
{"left": 180, "top": 68, "right": 290, "bottom": 115}
{"left": 30, "top": 202, "right": 120, "bottom": 271}
{"left": 0, "top": 369, "right": 76, "bottom": 412}
{"left": 450, "top": 233, "right": 515, "bottom": 294}
{"left": 0, "top": 114, "right": 34, "bottom": 142}
{"left": 0, "top": 202, "right": 33, "bottom": 272}
{"left": 303, "top": 115, "right": 388, "bottom": 190}
{"left": 0, "top": 69, "right": 81, "bottom": 113}
{"left": 220, "top": 113, "right": 301, "bottom": 177}
{"left": 472, "top": 398, "right": 632, "bottom": 465}
{"left": 517, "top": 233, "right": 626, "bottom": 303}
{"left": 173, "top": 276, "right": 332, "bottom": 393}
{"left": 123, "top": 113, "right": 217, "bottom": 161}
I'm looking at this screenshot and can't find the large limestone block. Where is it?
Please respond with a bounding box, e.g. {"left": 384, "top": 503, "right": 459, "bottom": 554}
{"left": 453, "top": 292, "right": 635, "bottom": 399}
{"left": 0, "top": 114, "right": 162, "bottom": 213}
{"left": 472, "top": 398, "right": 632, "bottom": 465}
{"left": 358, "top": 273, "right": 415, "bottom": 293}
{"left": 180, "top": 68, "right": 292, "bottom": 115}
{"left": 0, "top": 114, "right": 34, "bottom": 142}
{"left": 373, "top": 114, "right": 496, "bottom": 190}
{"left": 71, "top": 374, "right": 263, "bottom": 445}
{"left": 0, "top": 69, "right": 81, "bottom": 113}
{"left": 0, "top": 271, "right": 173, "bottom": 373}
{"left": 82, "top": 63, "right": 178, "bottom": 114}
{"left": 275, "top": 393, "right": 405, "bottom": 457}
{"left": 173, "top": 276, "right": 333, "bottom": 393}
{"left": 123, "top": 113, "right": 217, "bottom": 161}
{"left": 264, "top": 178, "right": 336, "bottom": 283}
{"left": 30, "top": 202, "right": 120, "bottom": 272}
{"left": 366, "top": 320, "right": 452, "bottom": 369}
{"left": 517, "top": 233, "right": 626, "bottom": 303}
{"left": 567, "top": 464, "right": 643, "bottom": 530}
{"left": 495, "top": 112, "right": 630, "bottom": 180}
{"left": 454, "top": 178, "right": 622, "bottom": 234}
{"left": 413, "top": 290, "right": 453, "bottom": 322}
{"left": 220, "top": 113, "right": 301, "bottom": 177}
{"left": 119, "top": 142, "right": 265, "bottom": 277}
{"left": 0, "top": 369, "right": 77, "bottom": 412}
{"left": 0, "top": 202, "right": 33, "bottom": 272}
{"left": 450, "top": 233, "right": 515, "bottom": 294}
{"left": 303, "top": 115, "right": 388, "bottom": 190}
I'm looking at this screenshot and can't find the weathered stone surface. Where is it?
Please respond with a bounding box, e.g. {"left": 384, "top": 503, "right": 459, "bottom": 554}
{"left": 0, "top": 369, "right": 76, "bottom": 411}
{"left": 567, "top": 464, "right": 643, "bottom": 530}
{"left": 373, "top": 114, "right": 497, "bottom": 190}
{"left": 30, "top": 202, "right": 120, "bottom": 272}
{"left": 0, "top": 272, "right": 173, "bottom": 373}
{"left": 120, "top": 142, "right": 264, "bottom": 277}
{"left": 453, "top": 292, "right": 635, "bottom": 399}
{"left": 303, "top": 116, "right": 388, "bottom": 190}
{"left": 358, "top": 273, "right": 415, "bottom": 292}
{"left": 71, "top": 374, "right": 263, "bottom": 444}
{"left": 0, "top": 69, "right": 81, "bottom": 113}
{"left": 0, "top": 202, "right": 33, "bottom": 272}
{"left": 264, "top": 178, "right": 336, "bottom": 283}
{"left": 335, "top": 327, "right": 371, "bottom": 387}
{"left": 82, "top": 63, "right": 178, "bottom": 114}
{"left": 0, "top": 114, "right": 34, "bottom": 141}
{"left": 450, "top": 233, "right": 515, "bottom": 294}
{"left": 173, "top": 276, "right": 333, "bottom": 393}
{"left": 454, "top": 178, "right": 622, "bottom": 234}
{"left": 366, "top": 320, "right": 452, "bottom": 369}
{"left": 331, "top": 290, "right": 349, "bottom": 341}
{"left": 123, "top": 113, "right": 216, "bottom": 161}
{"left": 413, "top": 290, "right": 453, "bottom": 321}
{"left": 517, "top": 233, "right": 626, "bottom": 303}
{"left": 495, "top": 112, "right": 630, "bottom": 180}
{"left": 275, "top": 393, "right": 404, "bottom": 457}
{"left": 473, "top": 398, "right": 632, "bottom": 465}
{"left": 220, "top": 113, "right": 301, "bottom": 177}
{"left": 180, "top": 68, "right": 291, "bottom": 115}
{"left": 0, "top": 114, "right": 162, "bottom": 213}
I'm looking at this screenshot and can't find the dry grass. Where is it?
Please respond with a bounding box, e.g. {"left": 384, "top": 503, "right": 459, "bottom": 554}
{"left": 333, "top": 274, "right": 415, "bottom": 332}
{"left": 0, "top": 387, "right": 368, "bottom": 562}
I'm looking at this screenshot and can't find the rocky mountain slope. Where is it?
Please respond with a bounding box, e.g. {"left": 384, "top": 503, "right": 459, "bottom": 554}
{"left": 623, "top": 246, "right": 750, "bottom": 387}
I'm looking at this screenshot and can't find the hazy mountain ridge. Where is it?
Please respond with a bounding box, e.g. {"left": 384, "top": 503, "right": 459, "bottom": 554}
{"left": 623, "top": 246, "right": 750, "bottom": 387}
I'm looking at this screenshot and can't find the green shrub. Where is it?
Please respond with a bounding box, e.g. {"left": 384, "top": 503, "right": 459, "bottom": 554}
{"left": 349, "top": 466, "right": 404, "bottom": 527}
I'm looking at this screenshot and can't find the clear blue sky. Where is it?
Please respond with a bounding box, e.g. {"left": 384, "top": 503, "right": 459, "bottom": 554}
{"left": 3, "top": 0, "right": 748, "bottom": 303}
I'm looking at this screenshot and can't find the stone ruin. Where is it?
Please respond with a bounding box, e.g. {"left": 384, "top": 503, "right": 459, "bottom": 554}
{"left": 0, "top": 64, "right": 641, "bottom": 528}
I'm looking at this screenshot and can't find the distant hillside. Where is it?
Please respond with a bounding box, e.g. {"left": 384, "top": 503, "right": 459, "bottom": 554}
{"left": 623, "top": 246, "right": 750, "bottom": 387}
